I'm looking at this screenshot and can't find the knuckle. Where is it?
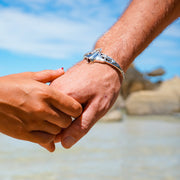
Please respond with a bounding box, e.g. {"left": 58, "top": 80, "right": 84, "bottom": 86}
{"left": 33, "top": 103, "right": 46, "bottom": 114}
{"left": 73, "top": 122, "right": 90, "bottom": 136}
{"left": 61, "top": 116, "right": 72, "bottom": 128}
{"left": 36, "top": 87, "right": 50, "bottom": 100}
{"left": 50, "top": 111, "right": 72, "bottom": 128}
{"left": 28, "top": 91, "right": 50, "bottom": 114}
{"left": 81, "top": 124, "right": 90, "bottom": 135}
{"left": 53, "top": 127, "right": 62, "bottom": 134}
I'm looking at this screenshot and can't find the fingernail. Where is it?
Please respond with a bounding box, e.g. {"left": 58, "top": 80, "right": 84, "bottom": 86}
{"left": 63, "top": 136, "right": 76, "bottom": 148}
{"left": 57, "top": 67, "right": 64, "bottom": 72}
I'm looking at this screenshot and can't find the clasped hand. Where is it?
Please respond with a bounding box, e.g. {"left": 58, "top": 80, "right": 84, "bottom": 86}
{"left": 0, "top": 69, "right": 82, "bottom": 152}
{"left": 0, "top": 62, "right": 121, "bottom": 152}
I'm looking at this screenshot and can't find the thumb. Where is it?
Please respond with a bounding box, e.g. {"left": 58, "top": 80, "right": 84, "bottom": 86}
{"left": 58, "top": 102, "right": 98, "bottom": 149}
{"left": 32, "top": 68, "right": 64, "bottom": 83}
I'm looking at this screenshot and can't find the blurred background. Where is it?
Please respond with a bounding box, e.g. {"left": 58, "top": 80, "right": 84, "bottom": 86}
{"left": 0, "top": 0, "right": 180, "bottom": 180}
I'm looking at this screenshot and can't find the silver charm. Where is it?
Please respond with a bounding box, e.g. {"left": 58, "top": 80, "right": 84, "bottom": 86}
{"left": 84, "top": 49, "right": 125, "bottom": 80}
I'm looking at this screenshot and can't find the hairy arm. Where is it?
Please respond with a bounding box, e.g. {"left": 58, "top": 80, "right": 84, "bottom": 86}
{"left": 95, "top": 0, "right": 180, "bottom": 71}
{"left": 51, "top": 0, "right": 180, "bottom": 148}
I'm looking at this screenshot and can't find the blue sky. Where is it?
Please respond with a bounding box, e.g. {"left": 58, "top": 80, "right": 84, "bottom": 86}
{"left": 0, "top": 0, "right": 179, "bottom": 81}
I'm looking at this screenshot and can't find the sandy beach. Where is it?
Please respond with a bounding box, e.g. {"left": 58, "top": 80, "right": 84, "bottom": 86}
{"left": 0, "top": 116, "right": 180, "bottom": 180}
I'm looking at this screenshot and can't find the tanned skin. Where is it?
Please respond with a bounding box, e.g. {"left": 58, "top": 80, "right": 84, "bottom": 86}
{"left": 51, "top": 0, "right": 180, "bottom": 149}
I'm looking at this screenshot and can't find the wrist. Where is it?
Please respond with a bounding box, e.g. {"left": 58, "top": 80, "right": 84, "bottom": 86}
{"left": 79, "top": 59, "right": 123, "bottom": 88}
{"left": 94, "top": 40, "right": 133, "bottom": 73}
{"left": 83, "top": 48, "right": 125, "bottom": 81}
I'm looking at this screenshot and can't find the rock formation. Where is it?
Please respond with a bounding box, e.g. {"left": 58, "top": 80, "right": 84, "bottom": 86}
{"left": 101, "top": 65, "right": 178, "bottom": 121}
{"left": 125, "top": 77, "right": 180, "bottom": 115}
{"left": 120, "top": 65, "right": 158, "bottom": 99}
{"left": 147, "top": 68, "right": 165, "bottom": 77}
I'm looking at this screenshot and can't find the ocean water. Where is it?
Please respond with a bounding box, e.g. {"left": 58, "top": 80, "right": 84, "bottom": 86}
{"left": 0, "top": 117, "right": 180, "bottom": 180}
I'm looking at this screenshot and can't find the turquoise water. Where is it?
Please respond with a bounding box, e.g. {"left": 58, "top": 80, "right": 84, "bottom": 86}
{"left": 0, "top": 117, "right": 180, "bottom": 180}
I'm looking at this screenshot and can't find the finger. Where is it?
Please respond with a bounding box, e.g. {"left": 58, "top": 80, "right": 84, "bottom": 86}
{"left": 39, "top": 141, "right": 56, "bottom": 152}
{"left": 31, "top": 120, "right": 62, "bottom": 135}
{"left": 60, "top": 102, "right": 98, "bottom": 149}
{"left": 29, "top": 131, "right": 55, "bottom": 145}
{"left": 49, "top": 88, "right": 82, "bottom": 118}
{"left": 43, "top": 107, "right": 73, "bottom": 128}
{"left": 54, "top": 133, "right": 62, "bottom": 143}
{"left": 54, "top": 128, "right": 65, "bottom": 143}
{"left": 32, "top": 69, "right": 64, "bottom": 83}
{"left": 27, "top": 105, "right": 73, "bottom": 130}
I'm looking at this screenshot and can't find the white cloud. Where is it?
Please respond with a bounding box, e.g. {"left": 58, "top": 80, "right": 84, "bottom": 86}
{"left": 0, "top": 6, "right": 116, "bottom": 59}
{"left": 1, "top": 0, "right": 178, "bottom": 61}
{"left": 0, "top": 0, "right": 132, "bottom": 59}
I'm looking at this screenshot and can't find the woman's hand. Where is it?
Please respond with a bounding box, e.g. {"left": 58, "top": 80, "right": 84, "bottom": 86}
{"left": 0, "top": 69, "right": 82, "bottom": 152}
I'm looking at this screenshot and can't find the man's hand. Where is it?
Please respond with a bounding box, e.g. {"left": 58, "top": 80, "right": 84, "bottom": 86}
{"left": 52, "top": 0, "right": 180, "bottom": 149}
{"left": 51, "top": 61, "right": 122, "bottom": 148}
{"left": 0, "top": 69, "right": 82, "bottom": 152}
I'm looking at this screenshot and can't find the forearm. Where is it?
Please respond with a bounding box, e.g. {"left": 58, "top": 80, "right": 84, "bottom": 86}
{"left": 51, "top": 0, "right": 180, "bottom": 148}
{"left": 95, "top": 0, "right": 180, "bottom": 71}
